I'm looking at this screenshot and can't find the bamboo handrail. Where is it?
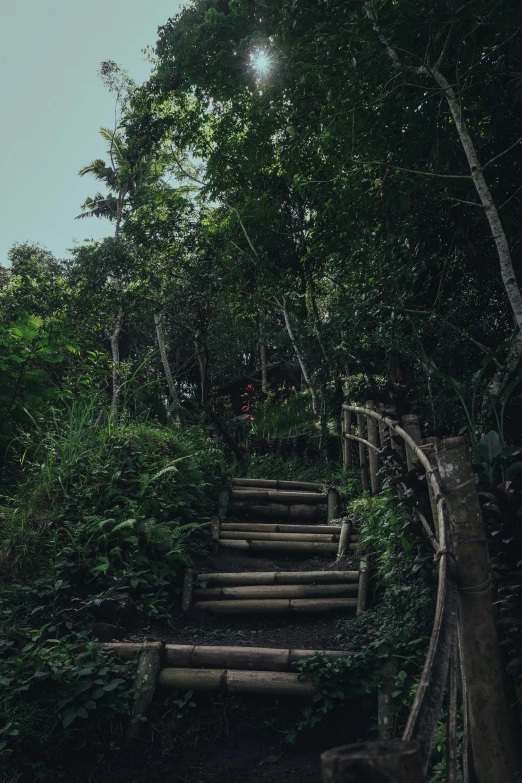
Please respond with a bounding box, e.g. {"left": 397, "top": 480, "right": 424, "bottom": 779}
{"left": 343, "top": 432, "right": 380, "bottom": 453}
{"left": 341, "top": 404, "right": 457, "bottom": 773}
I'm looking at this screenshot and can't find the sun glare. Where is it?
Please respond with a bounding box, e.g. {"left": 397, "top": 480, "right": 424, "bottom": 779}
{"left": 251, "top": 48, "right": 272, "bottom": 78}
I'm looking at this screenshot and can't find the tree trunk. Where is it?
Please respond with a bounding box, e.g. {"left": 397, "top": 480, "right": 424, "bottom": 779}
{"left": 259, "top": 319, "right": 268, "bottom": 393}
{"left": 431, "top": 69, "right": 522, "bottom": 338}
{"left": 109, "top": 307, "right": 122, "bottom": 421}
{"left": 194, "top": 332, "right": 209, "bottom": 406}
{"left": 280, "top": 298, "right": 318, "bottom": 415}
{"left": 154, "top": 312, "right": 182, "bottom": 424}
{"left": 305, "top": 267, "right": 334, "bottom": 379}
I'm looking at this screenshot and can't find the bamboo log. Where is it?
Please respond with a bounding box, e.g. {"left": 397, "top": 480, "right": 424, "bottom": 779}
{"left": 366, "top": 400, "right": 380, "bottom": 494}
{"left": 227, "top": 669, "right": 317, "bottom": 696}
{"left": 193, "top": 583, "right": 358, "bottom": 601}
{"left": 322, "top": 740, "right": 425, "bottom": 783}
{"left": 159, "top": 667, "right": 224, "bottom": 691}
{"left": 211, "top": 515, "right": 220, "bottom": 554}
{"left": 327, "top": 488, "right": 340, "bottom": 523}
{"left": 401, "top": 414, "right": 422, "bottom": 471}
{"left": 337, "top": 521, "right": 352, "bottom": 561}
{"left": 160, "top": 667, "right": 317, "bottom": 696}
{"left": 163, "top": 644, "right": 351, "bottom": 671}
{"left": 197, "top": 571, "right": 360, "bottom": 586}
{"left": 290, "top": 598, "right": 357, "bottom": 612}
{"left": 220, "top": 530, "right": 338, "bottom": 542}
{"left": 342, "top": 408, "right": 352, "bottom": 472}
{"left": 193, "top": 646, "right": 290, "bottom": 671}
{"left": 435, "top": 437, "right": 521, "bottom": 783}
{"left": 218, "top": 539, "right": 342, "bottom": 553}
{"left": 194, "top": 597, "right": 357, "bottom": 614}
{"left": 357, "top": 412, "right": 371, "bottom": 492}
{"left": 229, "top": 502, "right": 328, "bottom": 520}
{"left": 231, "top": 478, "right": 324, "bottom": 492}
{"left": 230, "top": 489, "right": 328, "bottom": 504}
{"left": 378, "top": 654, "right": 398, "bottom": 741}
{"left": 125, "top": 642, "right": 163, "bottom": 743}
{"left": 376, "top": 404, "right": 388, "bottom": 448}
{"left": 181, "top": 567, "right": 194, "bottom": 612}
{"left": 357, "top": 555, "right": 369, "bottom": 615}
{"left": 221, "top": 522, "right": 343, "bottom": 534}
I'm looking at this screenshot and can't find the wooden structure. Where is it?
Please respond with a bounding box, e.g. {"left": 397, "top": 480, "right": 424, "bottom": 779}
{"left": 333, "top": 402, "right": 519, "bottom": 782}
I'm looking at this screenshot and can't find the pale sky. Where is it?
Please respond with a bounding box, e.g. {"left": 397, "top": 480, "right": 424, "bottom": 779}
{"left": 0, "top": 0, "right": 184, "bottom": 265}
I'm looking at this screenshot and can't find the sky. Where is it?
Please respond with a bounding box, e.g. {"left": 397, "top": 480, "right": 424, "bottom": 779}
{"left": 0, "top": 0, "right": 185, "bottom": 265}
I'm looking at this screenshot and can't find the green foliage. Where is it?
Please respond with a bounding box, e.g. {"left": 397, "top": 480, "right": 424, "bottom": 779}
{"left": 0, "top": 630, "right": 131, "bottom": 777}
{"left": 251, "top": 391, "right": 317, "bottom": 439}
{"left": 2, "top": 399, "right": 225, "bottom": 614}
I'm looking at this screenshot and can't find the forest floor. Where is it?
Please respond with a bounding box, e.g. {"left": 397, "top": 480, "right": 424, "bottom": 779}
{"left": 62, "top": 540, "right": 372, "bottom": 783}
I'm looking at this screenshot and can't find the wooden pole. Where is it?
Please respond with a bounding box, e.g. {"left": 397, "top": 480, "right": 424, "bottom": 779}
{"left": 221, "top": 522, "right": 343, "bottom": 534}
{"left": 159, "top": 667, "right": 318, "bottom": 696}
{"left": 322, "top": 740, "right": 424, "bottom": 783}
{"left": 435, "top": 437, "right": 521, "bottom": 783}
{"left": 231, "top": 489, "right": 328, "bottom": 504}
{"left": 219, "top": 539, "right": 341, "bottom": 554}
{"left": 194, "top": 597, "right": 357, "bottom": 614}
{"left": 420, "top": 439, "right": 439, "bottom": 525}
{"left": 357, "top": 555, "right": 369, "bottom": 615}
{"left": 197, "top": 570, "right": 360, "bottom": 585}
{"left": 193, "top": 583, "right": 358, "bottom": 601}
{"left": 218, "top": 486, "right": 230, "bottom": 519}
{"left": 378, "top": 654, "right": 398, "bottom": 741}
{"left": 181, "top": 567, "right": 194, "bottom": 612}
{"left": 401, "top": 414, "right": 422, "bottom": 471}
{"left": 327, "top": 488, "right": 340, "bottom": 523}
{"left": 342, "top": 408, "right": 352, "bottom": 471}
{"left": 211, "top": 515, "right": 220, "bottom": 554}
{"left": 365, "top": 400, "right": 380, "bottom": 494}
{"left": 376, "top": 404, "right": 388, "bottom": 448}
{"left": 125, "top": 641, "right": 163, "bottom": 743}
{"left": 337, "top": 520, "right": 352, "bottom": 561}
{"left": 356, "top": 411, "right": 370, "bottom": 492}
{"left": 231, "top": 478, "right": 324, "bottom": 492}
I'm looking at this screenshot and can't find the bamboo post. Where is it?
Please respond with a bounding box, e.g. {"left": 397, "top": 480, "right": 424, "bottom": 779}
{"left": 420, "top": 439, "right": 438, "bottom": 525}
{"left": 376, "top": 404, "right": 388, "bottom": 448}
{"left": 125, "top": 641, "right": 163, "bottom": 743}
{"left": 181, "top": 567, "right": 194, "bottom": 612}
{"left": 337, "top": 520, "right": 352, "bottom": 561}
{"left": 211, "top": 515, "right": 220, "bottom": 554}
{"left": 365, "top": 400, "right": 380, "bottom": 494}
{"left": 357, "top": 555, "right": 369, "bottom": 615}
{"left": 342, "top": 408, "right": 352, "bottom": 471}
{"left": 435, "top": 437, "right": 521, "bottom": 783}
{"left": 356, "top": 411, "right": 370, "bottom": 492}
{"left": 327, "top": 488, "right": 340, "bottom": 523}
{"left": 378, "top": 653, "right": 398, "bottom": 741}
{"left": 322, "top": 740, "right": 425, "bottom": 783}
{"left": 386, "top": 405, "right": 403, "bottom": 461}
{"left": 401, "top": 414, "right": 422, "bottom": 471}
{"left": 218, "top": 486, "right": 230, "bottom": 519}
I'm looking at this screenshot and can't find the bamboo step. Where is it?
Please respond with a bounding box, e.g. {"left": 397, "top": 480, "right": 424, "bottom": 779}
{"left": 197, "top": 571, "right": 360, "bottom": 586}
{"left": 194, "top": 583, "right": 358, "bottom": 600}
{"left": 194, "top": 597, "right": 357, "bottom": 614}
{"left": 220, "top": 530, "right": 339, "bottom": 542}
{"left": 221, "top": 522, "right": 355, "bottom": 536}
{"left": 231, "top": 478, "right": 325, "bottom": 493}
{"left": 219, "top": 539, "right": 353, "bottom": 553}
{"left": 163, "top": 644, "right": 349, "bottom": 670}
{"left": 230, "top": 489, "right": 328, "bottom": 504}
{"left": 159, "top": 667, "right": 317, "bottom": 695}
{"left": 229, "top": 502, "right": 328, "bottom": 520}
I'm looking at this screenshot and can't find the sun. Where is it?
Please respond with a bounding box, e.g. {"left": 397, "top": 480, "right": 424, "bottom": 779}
{"left": 250, "top": 48, "right": 272, "bottom": 79}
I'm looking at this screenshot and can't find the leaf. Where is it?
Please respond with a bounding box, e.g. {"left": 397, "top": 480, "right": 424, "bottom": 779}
{"left": 507, "top": 462, "right": 522, "bottom": 480}
{"left": 478, "top": 431, "right": 501, "bottom": 465}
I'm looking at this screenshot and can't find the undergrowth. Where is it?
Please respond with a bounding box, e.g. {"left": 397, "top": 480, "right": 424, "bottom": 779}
{"left": 0, "top": 397, "right": 226, "bottom": 779}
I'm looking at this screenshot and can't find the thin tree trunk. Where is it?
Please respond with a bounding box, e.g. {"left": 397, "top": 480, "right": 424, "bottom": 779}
{"left": 154, "top": 312, "right": 182, "bottom": 424}
{"left": 279, "top": 298, "right": 318, "bottom": 415}
{"left": 194, "top": 332, "right": 209, "bottom": 406}
{"left": 305, "top": 268, "right": 334, "bottom": 378}
{"left": 259, "top": 318, "right": 268, "bottom": 393}
{"left": 109, "top": 308, "right": 122, "bottom": 421}
{"left": 431, "top": 69, "right": 522, "bottom": 338}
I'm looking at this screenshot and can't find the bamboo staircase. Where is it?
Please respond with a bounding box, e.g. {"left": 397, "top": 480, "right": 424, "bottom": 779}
{"left": 154, "top": 477, "right": 369, "bottom": 696}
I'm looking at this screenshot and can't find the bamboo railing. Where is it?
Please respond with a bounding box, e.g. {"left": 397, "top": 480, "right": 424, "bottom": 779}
{"left": 324, "top": 403, "right": 519, "bottom": 783}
